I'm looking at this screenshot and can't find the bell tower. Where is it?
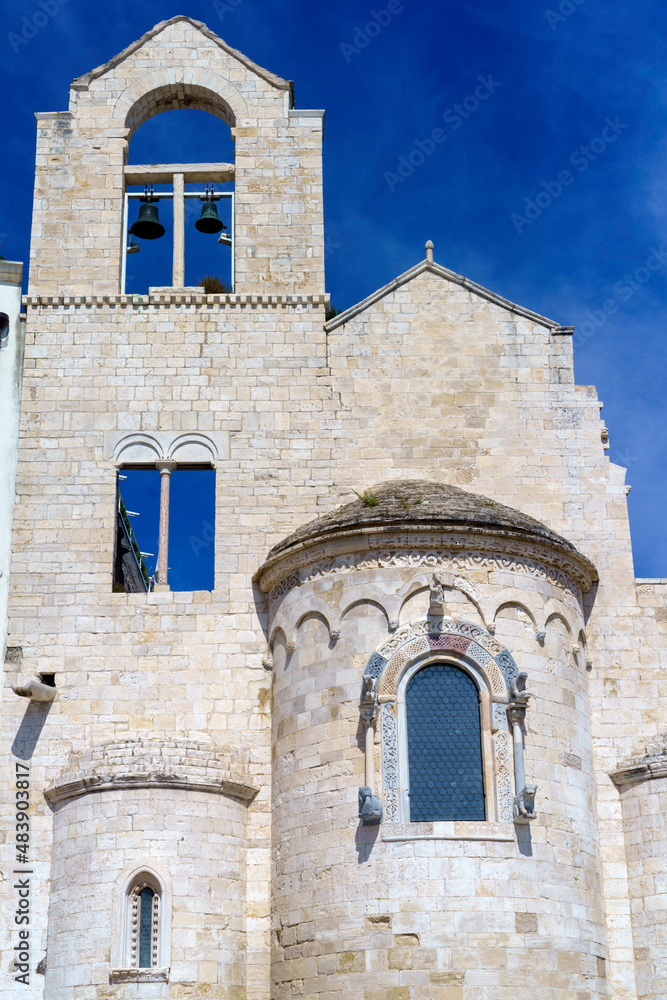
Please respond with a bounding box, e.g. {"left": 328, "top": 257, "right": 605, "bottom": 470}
{"left": 5, "top": 18, "right": 331, "bottom": 1000}
{"left": 28, "top": 15, "right": 326, "bottom": 297}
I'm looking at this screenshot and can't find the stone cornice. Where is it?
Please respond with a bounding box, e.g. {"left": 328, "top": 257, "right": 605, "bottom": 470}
{"left": 610, "top": 740, "right": 667, "bottom": 789}
{"left": 323, "top": 259, "right": 571, "bottom": 334}
{"left": 23, "top": 292, "right": 329, "bottom": 310}
{"left": 45, "top": 738, "right": 258, "bottom": 805}
{"left": 256, "top": 523, "right": 597, "bottom": 602}
{"left": 110, "top": 969, "right": 169, "bottom": 984}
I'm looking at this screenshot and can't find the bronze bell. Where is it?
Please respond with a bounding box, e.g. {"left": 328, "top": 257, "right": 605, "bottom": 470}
{"left": 130, "top": 201, "right": 165, "bottom": 240}
{"left": 195, "top": 200, "right": 224, "bottom": 234}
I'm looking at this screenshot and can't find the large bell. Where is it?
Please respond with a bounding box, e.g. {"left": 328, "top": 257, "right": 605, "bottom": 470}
{"left": 130, "top": 201, "right": 165, "bottom": 240}
{"left": 195, "top": 200, "right": 224, "bottom": 234}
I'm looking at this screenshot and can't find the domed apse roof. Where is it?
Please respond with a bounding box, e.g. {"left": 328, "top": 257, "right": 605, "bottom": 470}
{"left": 268, "top": 480, "right": 579, "bottom": 558}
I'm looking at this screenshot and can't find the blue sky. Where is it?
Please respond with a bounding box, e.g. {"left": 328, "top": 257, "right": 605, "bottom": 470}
{"left": 2, "top": 0, "right": 667, "bottom": 577}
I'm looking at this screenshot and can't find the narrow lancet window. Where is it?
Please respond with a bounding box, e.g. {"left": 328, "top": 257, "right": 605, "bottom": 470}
{"left": 129, "top": 880, "right": 160, "bottom": 968}
{"left": 405, "top": 663, "right": 485, "bottom": 822}
{"left": 139, "top": 887, "right": 154, "bottom": 968}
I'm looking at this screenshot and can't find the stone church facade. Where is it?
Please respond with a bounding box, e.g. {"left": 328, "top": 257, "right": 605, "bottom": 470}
{"left": 0, "top": 15, "right": 665, "bottom": 1000}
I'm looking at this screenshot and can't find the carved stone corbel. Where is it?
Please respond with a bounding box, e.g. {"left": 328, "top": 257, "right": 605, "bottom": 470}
{"left": 513, "top": 784, "right": 537, "bottom": 823}
{"left": 358, "top": 786, "right": 383, "bottom": 824}
{"left": 507, "top": 673, "right": 537, "bottom": 824}
{"left": 12, "top": 677, "right": 56, "bottom": 702}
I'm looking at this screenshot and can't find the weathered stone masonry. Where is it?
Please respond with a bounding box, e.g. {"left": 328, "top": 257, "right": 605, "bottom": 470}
{"left": 1, "top": 14, "right": 666, "bottom": 1000}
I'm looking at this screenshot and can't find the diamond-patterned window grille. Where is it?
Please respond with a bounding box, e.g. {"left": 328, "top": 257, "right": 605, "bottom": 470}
{"left": 406, "top": 663, "right": 486, "bottom": 822}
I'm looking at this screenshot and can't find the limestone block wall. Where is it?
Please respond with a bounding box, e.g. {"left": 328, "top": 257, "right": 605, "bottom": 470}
{"left": 28, "top": 17, "right": 324, "bottom": 297}
{"left": 263, "top": 543, "right": 610, "bottom": 1000}
{"left": 0, "top": 293, "right": 330, "bottom": 1000}
{"left": 324, "top": 265, "right": 628, "bottom": 575}
{"left": 44, "top": 742, "right": 252, "bottom": 1000}
{"left": 610, "top": 739, "right": 667, "bottom": 1000}
{"left": 324, "top": 264, "right": 644, "bottom": 997}
{"left": 7, "top": 18, "right": 660, "bottom": 995}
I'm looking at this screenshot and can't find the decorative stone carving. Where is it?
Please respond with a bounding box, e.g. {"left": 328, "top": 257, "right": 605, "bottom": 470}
{"left": 381, "top": 704, "right": 399, "bottom": 822}
{"left": 377, "top": 637, "right": 430, "bottom": 701}
{"left": 495, "top": 649, "right": 519, "bottom": 689}
{"left": 507, "top": 675, "right": 537, "bottom": 824}
{"left": 508, "top": 672, "right": 532, "bottom": 712}
{"left": 365, "top": 652, "right": 388, "bottom": 680}
{"left": 109, "top": 969, "right": 169, "bottom": 984}
{"left": 358, "top": 786, "right": 383, "bottom": 825}
{"left": 492, "top": 703, "right": 509, "bottom": 732}
{"left": 259, "top": 535, "right": 595, "bottom": 603}
{"left": 453, "top": 574, "right": 481, "bottom": 604}
{"left": 108, "top": 430, "right": 224, "bottom": 465}
{"left": 371, "top": 618, "right": 516, "bottom": 703}
{"left": 495, "top": 732, "right": 514, "bottom": 822}
{"left": 429, "top": 571, "right": 446, "bottom": 616}
{"left": 513, "top": 784, "right": 538, "bottom": 824}
{"left": 360, "top": 674, "right": 379, "bottom": 725}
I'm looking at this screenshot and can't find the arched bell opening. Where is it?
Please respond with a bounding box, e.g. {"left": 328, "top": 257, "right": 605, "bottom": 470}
{"left": 124, "top": 82, "right": 237, "bottom": 140}
{"left": 122, "top": 100, "right": 236, "bottom": 295}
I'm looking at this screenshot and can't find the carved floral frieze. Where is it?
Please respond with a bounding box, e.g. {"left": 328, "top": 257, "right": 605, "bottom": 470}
{"left": 261, "top": 535, "right": 590, "bottom": 606}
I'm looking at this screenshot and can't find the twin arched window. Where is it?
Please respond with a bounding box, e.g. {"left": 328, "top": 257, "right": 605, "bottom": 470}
{"left": 401, "top": 662, "right": 487, "bottom": 823}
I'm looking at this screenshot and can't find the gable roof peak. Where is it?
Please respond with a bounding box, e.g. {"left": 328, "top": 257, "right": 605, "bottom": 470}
{"left": 325, "top": 246, "right": 573, "bottom": 335}
{"left": 71, "top": 16, "right": 290, "bottom": 92}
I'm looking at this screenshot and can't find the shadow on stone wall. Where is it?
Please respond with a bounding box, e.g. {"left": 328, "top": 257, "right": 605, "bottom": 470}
{"left": 12, "top": 700, "right": 53, "bottom": 760}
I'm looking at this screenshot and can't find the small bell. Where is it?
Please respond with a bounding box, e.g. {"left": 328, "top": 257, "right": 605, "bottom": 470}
{"left": 130, "top": 201, "right": 165, "bottom": 240}
{"left": 195, "top": 200, "right": 224, "bottom": 234}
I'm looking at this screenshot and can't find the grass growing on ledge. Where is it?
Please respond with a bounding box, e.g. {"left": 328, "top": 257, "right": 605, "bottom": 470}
{"left": 352, "top": 489, "right": 380, "bottom": 508}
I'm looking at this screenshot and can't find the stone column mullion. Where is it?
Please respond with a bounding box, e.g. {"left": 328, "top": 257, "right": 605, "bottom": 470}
{"left": 172, "top": 173, "right": 185, "bottom": 287}
{"left": 155, "top": 461, "right": 176, "bottom": 589}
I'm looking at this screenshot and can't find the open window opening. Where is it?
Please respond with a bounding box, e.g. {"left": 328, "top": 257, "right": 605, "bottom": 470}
{"left": 123, "top": 108, "right": 235, "bottom": 294}
{"left": 113, "top": 467, "right": 215, "bottom": 593}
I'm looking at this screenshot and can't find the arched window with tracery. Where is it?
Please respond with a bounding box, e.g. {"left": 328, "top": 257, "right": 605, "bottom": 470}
{"left": 405, "top": 663, "right": 486, "bottom": 822}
